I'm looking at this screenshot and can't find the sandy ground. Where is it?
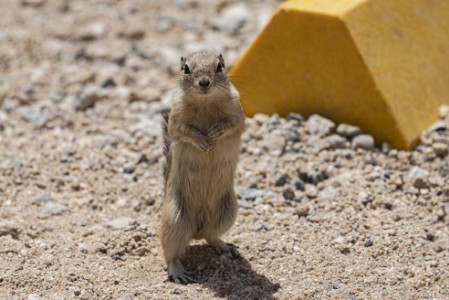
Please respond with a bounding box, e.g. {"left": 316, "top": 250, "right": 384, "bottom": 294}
{"left": 1, "top": 0, "right": 448, "bottom": 299}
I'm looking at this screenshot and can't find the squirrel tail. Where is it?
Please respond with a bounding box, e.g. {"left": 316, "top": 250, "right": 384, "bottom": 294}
{"left": 161, "top": 109, "right": 171, "bottom": 185}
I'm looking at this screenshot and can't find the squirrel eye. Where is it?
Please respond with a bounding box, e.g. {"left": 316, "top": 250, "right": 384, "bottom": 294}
{"left": 183, "top": 64, "right": 191, "bottom": 75}
{"left": 216, "top": 62, "right": 223, "bottom": 73}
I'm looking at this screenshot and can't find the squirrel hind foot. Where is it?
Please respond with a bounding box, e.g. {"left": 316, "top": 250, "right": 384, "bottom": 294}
{"left": 166, "top": 259, "right": 195, "bottom": 284}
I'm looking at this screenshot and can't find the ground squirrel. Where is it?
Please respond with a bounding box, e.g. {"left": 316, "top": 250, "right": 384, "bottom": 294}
{"left": 160, "top": 51, "right": 245, "bottom": 283}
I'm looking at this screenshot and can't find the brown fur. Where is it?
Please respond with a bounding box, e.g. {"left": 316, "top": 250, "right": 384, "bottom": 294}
{"left": 160, "top": 52, "right": 245, "bottom": 283}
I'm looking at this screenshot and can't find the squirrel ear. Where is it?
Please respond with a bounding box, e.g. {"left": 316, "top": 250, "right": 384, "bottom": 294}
{"left": 218, "top": 54, "right": 225, "bottom": 68}
{"left": 180, "top": 56, "right": 186, "bottom": 69}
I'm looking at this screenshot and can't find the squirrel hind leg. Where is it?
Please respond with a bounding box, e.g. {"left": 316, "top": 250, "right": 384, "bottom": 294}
{"left": 160, "top": 204, "right": 195, "bottom": 283}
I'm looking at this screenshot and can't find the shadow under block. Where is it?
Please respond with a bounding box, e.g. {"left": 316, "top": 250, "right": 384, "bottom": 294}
{"left": 230, "top": 0, "right": 449, "bottom": 149}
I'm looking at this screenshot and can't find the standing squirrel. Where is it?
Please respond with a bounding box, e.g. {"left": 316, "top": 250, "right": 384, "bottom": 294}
{"left": 160, "top": 51, "right": 245, "bottom": 283}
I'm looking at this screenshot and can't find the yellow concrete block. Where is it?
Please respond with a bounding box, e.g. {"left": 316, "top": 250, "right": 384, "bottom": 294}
{"left": 230, "top": 0, "right": 449, "bottom": 149}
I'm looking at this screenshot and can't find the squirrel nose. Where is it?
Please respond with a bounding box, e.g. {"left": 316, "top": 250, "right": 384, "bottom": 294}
{"left": 199, "top": 77, "right": 210, "bottom": 88}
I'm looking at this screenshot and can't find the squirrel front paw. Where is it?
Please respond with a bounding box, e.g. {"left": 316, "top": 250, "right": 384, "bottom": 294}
{"left": 208, "top": 123, "right": 224, "bottom": 140}
{"left": 197, "top": 139, "right": 211, "bottom": 152}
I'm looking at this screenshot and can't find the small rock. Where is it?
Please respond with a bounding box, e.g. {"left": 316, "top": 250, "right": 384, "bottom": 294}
{"left": 0, "top": 220, "right": 21, "bottom": 239}
{"left": 282, "top": 187, "right": 295, "bottom": 201}
{"left": 123, "top": 163, "right": 136, "bottom": 174}
{"left": 301, "top": 169, "right": 325, "bottom": 185}
{"left": 133, "top": 246, "right": 150, "bottom": 256}
{"left": 21, "top": 0, "right": 45, "bottom": 7}
{"left": 27, "top": 294, "right": 40, "bottom": 300}
{"left": 443, "top": 202, "right": 449, "bottom": 215}
{"left": 104, "top": 217, "right": 137, "bottom": 230}
{"left": 432, "top": 142, "right": 448, "bottom": 157}
{"left": 334, "top": 236, "right": 345, "bottom": 244}
{"left": 439, "top": 105, "right": 449, "bottom": 118}
{"left": 243, "top": 171, "right": 258, "bottom": 188}
{"left": 117, "top": 26, "right": 145, "bottom": 40}
{"left": 294, "top": 179, "right": 305, "bottom": 191}
{"left": 101, "top": 77, "right": 116, "bottom": 88}
{"left": 43, "top": 202, "right": 70, "bottom": 216}
{"left": 295, "top": 206, "right": 309, "bottom": 217}
{"left": 68, "top": 286, "right": 82, "bottom": 296}
{"left": 286, "top": 129, "right": 301, "bottom": 143}
{"left": 364, "top": 239, "right": 374, "bottom": 247}
{"left": 75, "top": 85, "right": 102, "bottom": 111}
{"left": 237, "top": 187, "right": 267, "bottom": 201}
{"left": 30, "top": 193, "right": 51, "bottom": 205}
{"left": 305, "top": 184, "right": 317, "bottom": 198}
{"left": 306, "top": 114, "right": 335, "bottom": 136}
{"left": 336, "top": 123, "right": 362, "bottom": 138}
{"left": 252, "top": 113, "right": 269, "bottom": 125}
{"left": 260, "top": 134, "right": 286, "bottom": 156}
{"left": 407, "top": 166, "right": 430, "bottom": 189}
{"left": 427, "top": 120, "right": 447, "bottom": 134}
{"left": 381, "top": 142, "right": 393, "bottom": 153}
{"left": 286, "top": 112, "right": 304, "bottom": 123}
{"left": 352, "top": 134, "right": 375, "bottom": 150}
{"left": 21, "top": 106, "right": 50, "bottom": 126}
{"left": 318, "top": 186, "right": 338, "bottom": 201}
{"left": 275, "top": 174, "right": 289, "bottom": 187}
{"left": 321, "top": 134, "right": 347, "bottom": 150}
{"left": 78, "top": 22, "right": 106, "bottom": 41}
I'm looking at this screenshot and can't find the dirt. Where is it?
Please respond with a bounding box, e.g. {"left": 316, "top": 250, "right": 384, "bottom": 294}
{"left": 0, "top": 0, "right": 448, "bottom": 299}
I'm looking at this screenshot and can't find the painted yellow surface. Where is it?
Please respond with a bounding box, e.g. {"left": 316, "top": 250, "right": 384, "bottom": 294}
{"left": 230, "top": 0, "right": 449, "bottom": 149}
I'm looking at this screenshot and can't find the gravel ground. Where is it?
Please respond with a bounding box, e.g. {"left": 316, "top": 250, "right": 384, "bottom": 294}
{"left": 1, "top": 1, "right": 448, "bottom": 299}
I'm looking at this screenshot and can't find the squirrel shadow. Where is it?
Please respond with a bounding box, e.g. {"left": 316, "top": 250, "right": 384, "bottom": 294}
{"left": 181, "top": 244, "right": 280, "bottom": 300}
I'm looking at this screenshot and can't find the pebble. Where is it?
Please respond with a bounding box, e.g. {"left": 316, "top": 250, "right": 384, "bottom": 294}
{"left": 282, "top": 187, "right": 295, "bottom": 201}
{"left": 104, "top": 217, "right": 137, "bottom": 230}
{"left": 68, "top": 286, "right": 82, "bottom": 296}
{"left": 260, "top": 134, "right": 286, "bottom": 156}
{"left": 78, "top": 22, "right": 106, "bottom": 41}
{"left": 336, "top": 123, "right": 362, "bottom": 138}
{"left": 21, "top": 0, "right": 46, "bottom": 7}
{"left": 237, "top": 188, "right": 267, "bottom": 201}
{"left": 320, "top": 134, "right": 347, "bottom": 150}
{"left": 252, "top": 113, "right": 270, "bottom": 125}
{"left": 75, "top": 85, "right": 102, "bottom": 111}
{"left": 439, "top": 105, "right": 449, "bottom": 118}
{"left": 101, "top": 77, "right": 117, "bottom": 88}
{"left": 117, "top": 26, "right": 145, "bottom": 40}
{"left": 305, "top": 184, "right": 318, "bottom": 198}
{"left": 294, "top": 179, "right": 305, "bottom": 191}
{"left": 27, "top": 294, "right": 41, "bottom": 300}
{"left": 133, "top": 246, "right": 150, "bottom": 256}
{"left": 364, "top": 239, "right": 374, "bottom": 247}
{"left": 123, "top": 163, "right": 136, "bottom": 174}
{"left": 244, "top": 171, "right": 258, "bottom": 188}
{"left": 407, "top": 166, "right": 430, "bottom": 189}
{"left": 426, "top": 120, "right": 446, "bottom": 133}
{"left": 318, "top": 186, "right": 338, "bottom": 201}
{"left": 432, "top": 142, "right": 448, "bottom": 157}
{"left": 296, "top": 206, "right": 309, "bottom": 217}
{"left": 0, "top": 220, "right": 21, "bottom": 239}
{"left": 30, "top": 193, "right": 51, "bottom": 205}
{"left": 43, "top": 202, "right": 70, "bottom": 216}
{"left": 286, "top": 112, "right": 304, "bottom": 123}
{"left": 352, "top": 134, "right": 375, "bottom": 150}
{"left": 275, "top": 174, "right": 289, "bottom": 187}
{"left": 21, "top": 106, "right": 50, "bottom": 126}
{"left": 306, "top": 114, "right": 335, "bottom": 136}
